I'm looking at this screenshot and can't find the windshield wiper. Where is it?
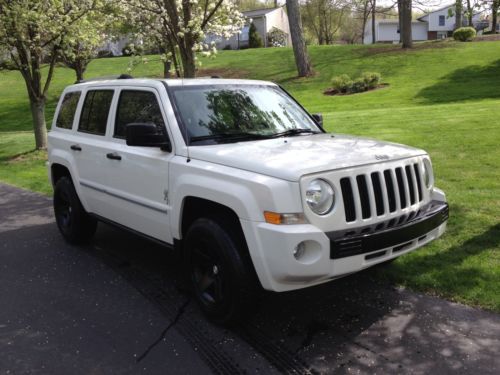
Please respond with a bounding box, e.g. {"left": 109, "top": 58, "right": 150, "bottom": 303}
{"left": 190, "top": 132, "right": 271, "bottom": 144}
{"left": 268, "top": 128, "right": 320, "bottom": 138}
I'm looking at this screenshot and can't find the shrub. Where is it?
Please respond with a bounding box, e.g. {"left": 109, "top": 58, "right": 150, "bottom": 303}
{"left": 268, "top": 27, "right": 288, "bottom": 47}
{"left": 331, "top": 74, "right": 353, "bottom": 93}
{"left": 331, "top": 72, "right": 382, "bottom": 94}
{"left": 351, "top": 78, "right": 367, "bottom": 93}
{"left": 453, "top": 27, "right": 476, "bottom": 42}
{"left": 361, "top": 71, "right": 381, "bottom": 89}
{"left": 97, "top": 50, "right": 113, "bottom": 58}
{"left": 249, "top": 23, "right": 263, "bottom": 48}
{"left": 122, "top": 43, "right": 143, "bottom": 56}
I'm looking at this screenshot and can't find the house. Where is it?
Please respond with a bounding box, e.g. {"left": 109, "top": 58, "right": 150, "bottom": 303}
{"left": 364, "top": 4, "right": 485, "bottom": 44}
{"left": 206, "top": 7, "right": 292, "bottom": 50}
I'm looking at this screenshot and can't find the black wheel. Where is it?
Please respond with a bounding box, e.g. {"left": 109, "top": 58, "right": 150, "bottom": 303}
{"left": 185, "top": 217, "right": 257, "bottom": 324}
{"left": 53, "top": 176, "right": 97, "bottom": 244}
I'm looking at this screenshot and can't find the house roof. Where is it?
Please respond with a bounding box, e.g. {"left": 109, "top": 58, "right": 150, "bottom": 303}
{"left": 417, "top": 3, "right": 482, "bottom": 21}
{"left": 242, "top": 7, "right": 279, "bottom": 18}
{"left": 376, "top": 19, "right": 424, "bottom": 25}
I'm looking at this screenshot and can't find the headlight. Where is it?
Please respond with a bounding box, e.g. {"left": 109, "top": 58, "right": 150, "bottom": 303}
{"left": 306, "top": 179, "right": 335, "bottom": 215}
{"left": 423, "top": 159, "right": 434, "bottom": 189}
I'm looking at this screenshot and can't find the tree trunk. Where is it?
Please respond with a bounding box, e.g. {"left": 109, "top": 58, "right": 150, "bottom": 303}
{"left": 455, "top": 0, "right": 463, "bottom": 29}
{"left": 401, "top": 0, "right": 413, "bottom": 48}
{"left": 398, "top": 0, "right": 403, "bottom": 43}
{"left": 180, "top": 49, "right": 196, "bottom": 78}
{"left": 361, "top": 0, "right": 369, "bottom": 44}
{"left": 371, "top": 0, "right": 376, "bottom": 44}
{"left": 163, "top": 60, "right": 172, "bottom": 78}
{"left": 492, "top": 0, "right": 499, "bottom": 33}
{"left": 75, "top": 64, "right": 85, "bottom": 83}
{"left": 466, "top": 0, "right": 472, "bottom": 25}
{"left": 30, "top": 99, "right": 48, "bottom": 150}
{"left": 286, "top": 0, "right": 312, "bottom": 77}
{"left": 178, "top": 36, "right": 196, "bottom": 78}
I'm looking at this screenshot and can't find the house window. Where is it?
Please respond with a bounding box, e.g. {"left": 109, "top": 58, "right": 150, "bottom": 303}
{"left": 439, "top": 15, "right": 445, "bottom": 26}
{"left": 240, "top": 26, "right": 249, "bottom": 42}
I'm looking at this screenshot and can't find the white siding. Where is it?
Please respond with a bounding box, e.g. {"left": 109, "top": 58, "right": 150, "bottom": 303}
{"left": 378, "top": 23, "right": 400, "bottom": 42}
{"left": 427, "top": 6, "right": 456, "bottom": 31}
{"left": 364, "top": 20, "right": 428, "bottom": 44}
{"left": 264, "top": 8, "right": 292, "bottom": 46}
{"left": 425, "top": 6, "right": 482, "bottom": 31}
{"left": 413, "top": 22, "right": 428, "bottom": 40}
{"left": 252, "top": 17, "right": 267, "bottom": 46}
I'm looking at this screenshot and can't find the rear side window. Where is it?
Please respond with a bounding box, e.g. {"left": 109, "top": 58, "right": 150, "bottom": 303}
{"left": 56, "top": 92, "right": 81, "bottom": 129}
{"left": 114, "top": 90, "right": 165, "bottom": 138}
{"left": 78, "top": 90, "right": 114, "bottom": 135}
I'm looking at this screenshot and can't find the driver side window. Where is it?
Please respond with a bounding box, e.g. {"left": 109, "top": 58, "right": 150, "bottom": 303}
{"left": 114, "top": 90, "right": 166, "bottom": 138}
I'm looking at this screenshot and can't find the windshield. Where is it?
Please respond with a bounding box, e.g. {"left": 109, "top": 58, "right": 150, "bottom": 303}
{"left": 169, "top": 84, "right": 321, "bottom": 145}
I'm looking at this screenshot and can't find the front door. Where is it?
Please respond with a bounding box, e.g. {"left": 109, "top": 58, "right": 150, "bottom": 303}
{"left": 100, "top": 87, "right": 173, "bottom": 244}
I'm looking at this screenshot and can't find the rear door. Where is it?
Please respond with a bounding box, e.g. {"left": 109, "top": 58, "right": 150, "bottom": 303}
{"left": 71, "top": 88, "right": 116, "bottom": 217}
{"left": 100, "top": 87, "right": 173, "bottom": 244}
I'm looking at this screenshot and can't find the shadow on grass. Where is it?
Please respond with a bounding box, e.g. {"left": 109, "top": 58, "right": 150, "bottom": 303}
{"left": 382, "top": 211, "right": 500, "bottom": 309}
{"left": 415, "top": 59, "right": 500, "bottom": 103}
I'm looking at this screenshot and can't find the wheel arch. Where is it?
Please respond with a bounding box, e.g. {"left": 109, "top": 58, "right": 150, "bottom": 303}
{"left": 48, "top": 157, "right": 90, "bottom": 211}
{"left": 180, "top": 196, "right": 243, "bottom": 239}
{"left": 51, "top": 163, "right": 72, "bottom": 186}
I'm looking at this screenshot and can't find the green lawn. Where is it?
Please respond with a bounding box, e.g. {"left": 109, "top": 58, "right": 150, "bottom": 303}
{"left": 1, "top": 40, "right": 499, "bottom": 311}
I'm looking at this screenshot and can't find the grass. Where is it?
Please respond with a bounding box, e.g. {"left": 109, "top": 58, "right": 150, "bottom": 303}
{"left": 0, "top": 40, "right": 499, "bottom": 312}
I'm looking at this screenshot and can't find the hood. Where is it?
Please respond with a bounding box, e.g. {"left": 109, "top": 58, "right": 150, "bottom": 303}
{"left": 188, "top": 133, "right": 427, "bottom": 181}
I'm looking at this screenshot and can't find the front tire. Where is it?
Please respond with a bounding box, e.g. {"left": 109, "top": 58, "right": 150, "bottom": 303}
{"left": 53, "top": 177, "right": 97, "bottom": 244}
{"left": 185, "top": 217, "right": 257, "bottom": 324}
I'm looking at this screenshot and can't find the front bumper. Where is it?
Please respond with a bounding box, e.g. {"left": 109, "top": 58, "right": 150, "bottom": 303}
{"left": 328, "top": 201, "right": 449, "bottom": 259}
{"left": 241, "top": 200, "right": 448, "bottom": 292}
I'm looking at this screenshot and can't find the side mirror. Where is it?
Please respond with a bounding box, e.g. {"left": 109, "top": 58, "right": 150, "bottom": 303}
{"left": 126, "top": 123, "right": 171, "bottom": 152}
{"left": 312, "top": 113, "right": 323, "bottom": 128}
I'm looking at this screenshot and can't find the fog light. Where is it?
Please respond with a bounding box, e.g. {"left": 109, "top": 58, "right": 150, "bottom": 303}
{"left": 293, "top": 242, "right": 306, "bottom": 260}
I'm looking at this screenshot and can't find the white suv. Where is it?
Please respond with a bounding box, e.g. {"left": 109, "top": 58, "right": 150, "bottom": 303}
{"left": 48, "top": 77, "right": 448, "bottom": 323}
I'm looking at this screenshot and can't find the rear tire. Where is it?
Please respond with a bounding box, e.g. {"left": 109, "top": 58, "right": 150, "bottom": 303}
{"left": 53, "top": 177, "right": 97, "bottom": 244}
{"left": 185, "top": 217, "right": 257, "bottom": 325}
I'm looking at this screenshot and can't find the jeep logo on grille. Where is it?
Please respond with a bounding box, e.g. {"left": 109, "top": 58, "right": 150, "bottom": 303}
{"left": 375, "top": 154, "right": 390, "bottom": 160}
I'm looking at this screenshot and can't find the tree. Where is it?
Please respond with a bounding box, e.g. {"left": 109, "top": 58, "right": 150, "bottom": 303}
{"left": 493, "top": 0, "right": 499, "bottom": 33}
{"left": 455, "top": 0, "right": 463, "bottom": 29}
{"left": 0, "top": 0, "right": 98, "bottom": 150}
{"left": 401, "top": 0, "right": 412, "bottom": 48}
{"left": 248, "top": 22, "right": 264, "bottom": 48}
{"left": 61, "top": 13, "right": 111, "bottom": 82}
{"left": 286, "top": 0, "right": 312, "bottom": 77}
{"left": 371, "top": 0, "right": 376, "bottom": 44}
{"left": 466, "top": 0, "right": 473, "bottom": 25}
{"left": 351, "top": 0, "right": 372, "bottom": 44}
{"left": 302, "top": 0, "right": 350, "bottom": 45}
{"left": 125, "top": 0, "right": 244, "bottom": 78}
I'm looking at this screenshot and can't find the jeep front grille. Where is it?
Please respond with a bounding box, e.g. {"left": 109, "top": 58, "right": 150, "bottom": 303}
{"left": 340, "top": 162, "right": 424, "bottom": 223}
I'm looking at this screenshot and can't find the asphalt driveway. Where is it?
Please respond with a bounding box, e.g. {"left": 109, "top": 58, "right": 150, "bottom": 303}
{"left": 1, "top": 183, "right": 499, "bottom": 374}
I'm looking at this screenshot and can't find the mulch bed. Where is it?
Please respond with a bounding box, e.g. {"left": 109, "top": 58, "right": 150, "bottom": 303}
{"left": 323, "top": 83, "right": 389, "bottom": 96}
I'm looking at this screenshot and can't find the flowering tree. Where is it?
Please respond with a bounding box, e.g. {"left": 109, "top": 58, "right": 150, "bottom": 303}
{"left": 0, "top": 0, "right": 99, "bottom": 149}
{"left": 61, "top": 13, "right": 111, "bottom": 82}
{"left": 124, "top": 0, "right": 245, "bottom": 77}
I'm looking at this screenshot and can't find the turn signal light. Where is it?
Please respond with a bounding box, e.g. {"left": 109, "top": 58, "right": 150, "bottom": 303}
{"left": 264, "top": 211, "right": 307, "bottom": 225}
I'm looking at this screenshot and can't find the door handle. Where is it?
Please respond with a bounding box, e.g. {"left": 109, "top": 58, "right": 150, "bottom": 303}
{"left": 70, "top": 144, "right": 82, "bottom": 151}
{"left": 106, "top": 152, "right": 122, "bottom": 161}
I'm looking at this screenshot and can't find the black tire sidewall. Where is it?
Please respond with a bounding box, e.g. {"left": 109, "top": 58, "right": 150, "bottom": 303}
{"left": 53, "top": 177, "right": 96, "bottom": 244}
{"left": 185, "top": 217, "right": 255, "bottom": 324}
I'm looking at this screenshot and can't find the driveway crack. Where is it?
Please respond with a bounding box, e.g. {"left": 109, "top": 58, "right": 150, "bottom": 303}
{"left": 136, "top": 298, "right": 190, "bottom": 363}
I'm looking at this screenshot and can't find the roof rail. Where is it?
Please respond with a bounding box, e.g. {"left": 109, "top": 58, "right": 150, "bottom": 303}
{"left": 76, "top": 74, "right": 133, "bottom": 84}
